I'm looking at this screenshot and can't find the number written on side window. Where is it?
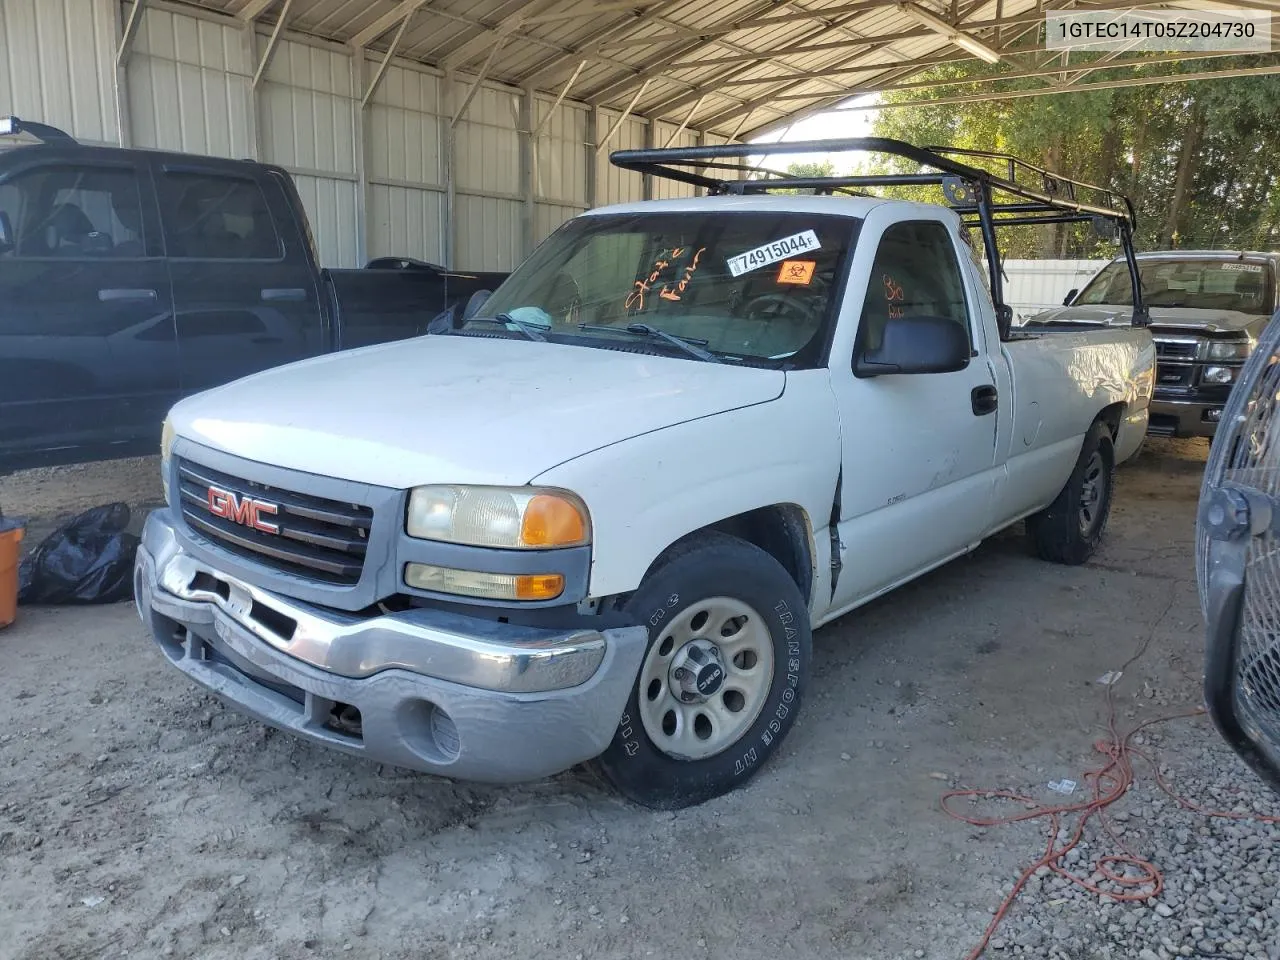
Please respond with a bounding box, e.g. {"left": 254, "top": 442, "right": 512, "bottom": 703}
{"left": 0, "top": 165, "right": 145, "bottom": 259}
{"left": 160, "top": 173, "right": 281, "bottom": 261}
{"left": 859, "top": 221, "right": 972, "bottom": 355}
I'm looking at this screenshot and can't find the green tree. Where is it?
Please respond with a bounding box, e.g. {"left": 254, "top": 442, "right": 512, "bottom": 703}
{"left": 870, "top": 57, "right": 1280, "bottom": 258}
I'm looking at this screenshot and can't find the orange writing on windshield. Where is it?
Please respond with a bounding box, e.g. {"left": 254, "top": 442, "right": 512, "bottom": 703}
{"left": 626, "top": 246, "right": 706, "bottom": 311}
{"left": 777, "top": 260, "right": 815, "bottom": 285}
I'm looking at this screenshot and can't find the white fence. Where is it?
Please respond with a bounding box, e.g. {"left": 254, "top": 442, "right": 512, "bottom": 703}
{"left": 1004, "top": 259, "right": 1110, "bottom": 319}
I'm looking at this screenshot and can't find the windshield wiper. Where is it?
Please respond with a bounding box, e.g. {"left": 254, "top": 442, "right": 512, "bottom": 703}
{"left": 468, "top": 314, "right": 548, "bottom": 342}
{"left": 578, "top": 322, "right": 721, "bottom": 363}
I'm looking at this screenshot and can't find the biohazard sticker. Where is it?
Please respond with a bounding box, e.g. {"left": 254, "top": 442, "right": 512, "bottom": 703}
{"left": 777, "top": 260, "right": 816, "bottom": 285}
{"left": 1222, "top": 263, "right": 1264, "bottom": 273}
{"left": 727, "top": 230, "right": 821, "bottom": 278}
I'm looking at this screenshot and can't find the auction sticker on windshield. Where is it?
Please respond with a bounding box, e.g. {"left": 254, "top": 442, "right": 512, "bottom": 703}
{"left": 727, "top": 230, "right": 821, "bottom": 278}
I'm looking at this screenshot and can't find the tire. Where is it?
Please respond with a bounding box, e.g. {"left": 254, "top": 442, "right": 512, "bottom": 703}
{"left": 594, "top": 531, "right": 811, "bottom": 809}
{"left": 1027, "top": 420, "right": 1115, "bottom": 565}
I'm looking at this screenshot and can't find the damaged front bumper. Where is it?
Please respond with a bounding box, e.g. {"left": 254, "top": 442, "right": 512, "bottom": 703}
{"left": 134, "top": 510, "right": 648, "bottom": 783}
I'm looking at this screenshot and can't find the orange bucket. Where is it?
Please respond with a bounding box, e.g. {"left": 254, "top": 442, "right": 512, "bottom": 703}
{"left": 0, "top": 523, "right": 23, "bottom": 629}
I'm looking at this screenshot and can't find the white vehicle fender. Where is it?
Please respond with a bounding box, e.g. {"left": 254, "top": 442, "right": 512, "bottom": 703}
{"left": 531, "top": 372, "right": 842, "bottom": 602}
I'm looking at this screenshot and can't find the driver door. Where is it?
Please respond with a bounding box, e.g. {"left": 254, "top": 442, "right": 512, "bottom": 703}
{"left": 828, "top": 218, "right": 1000, "bottom": 609}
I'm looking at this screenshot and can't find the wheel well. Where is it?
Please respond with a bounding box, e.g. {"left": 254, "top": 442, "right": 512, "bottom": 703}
{"left": 641, "top": 505, "right": 815, "bottom": 608}
{"left": 1096, "top": 402, "right": 1126, "bottom": 440}
{"left": 708, "top": 505, "right": 813, "bottom": 606}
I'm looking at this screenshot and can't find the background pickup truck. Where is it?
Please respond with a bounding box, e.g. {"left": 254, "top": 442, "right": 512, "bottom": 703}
{"left": 1024, "top": 250, "right": 1278, "bottom": 439}
{"left": 135, "top": 139, "right": 1155, "bottom": 810}
{"left": 0, "top": 117, "right": 507, "bottom": 474}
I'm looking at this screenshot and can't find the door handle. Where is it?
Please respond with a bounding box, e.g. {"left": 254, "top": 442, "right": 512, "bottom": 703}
{"left": 971, "top": 384, "right": 998, "bottom": 416}
{"left": 261, "top": 288, "right": 307, "bottom": 302}
{"left": 99, "top": 288, "right": 157, "bottom": 302}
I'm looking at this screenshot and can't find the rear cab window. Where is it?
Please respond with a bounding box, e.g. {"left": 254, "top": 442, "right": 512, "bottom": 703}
{"left": 468, "top": 210, "right": 858, "bottom": 366}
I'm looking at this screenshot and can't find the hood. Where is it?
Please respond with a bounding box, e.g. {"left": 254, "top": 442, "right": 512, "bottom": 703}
{"left": 170, "top": 334, "right": 785, "bottom": 489}
{"left": 1027, "top": 304, "right": 1268, "bottom": 334}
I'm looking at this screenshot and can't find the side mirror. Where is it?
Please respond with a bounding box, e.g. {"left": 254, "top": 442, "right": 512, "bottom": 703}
{"left": 462, "top": 289, "right": 491, "bottom": 321}
{"left": 855, "top": 315, "right": 970, "bottom": 378}
{"left": 1063, "top": 288, "right": 1078, "bottom": 306}
{"left": 0, "top": 211, "right": 12, "bottom": 253}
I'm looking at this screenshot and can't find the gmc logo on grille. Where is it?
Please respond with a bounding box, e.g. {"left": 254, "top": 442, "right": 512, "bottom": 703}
{"left": 207, "top": 485, "right": 280, "bottom": 534}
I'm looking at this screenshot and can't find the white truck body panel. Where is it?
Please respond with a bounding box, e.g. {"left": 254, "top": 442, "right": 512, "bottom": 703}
{"left": 167, "top": 335, "right": 784, "bottom": 490}
{"left": 166, "top": 192, "right": 1153, "bottom": 623}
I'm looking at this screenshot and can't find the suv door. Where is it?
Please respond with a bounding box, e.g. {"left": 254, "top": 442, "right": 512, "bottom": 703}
{"left": 154, "top": 164, "right": 323, "bottom": 395}
{"left": 828, "top": 217, "right": 1000, "bottom": 608}
{"left": 0, "top": 156, "right": 178, "bottom": 467}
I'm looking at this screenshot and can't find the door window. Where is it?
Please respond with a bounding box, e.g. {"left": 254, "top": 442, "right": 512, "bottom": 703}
{"left": 0, "top": 165, "right": 145, "bottom": 259}
{"left": 160, "top": 172, "right": 281, "bottom": 261}
{"left": 858, "top": 220, "right": 972, "bottom": 357}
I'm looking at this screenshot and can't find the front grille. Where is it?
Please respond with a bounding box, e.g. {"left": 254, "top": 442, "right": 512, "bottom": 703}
{"left": 1156, "top": 362, "right": 1194, "bottom": 387}
{"left": 176, "top": 458, "right": 373, "bottom": 585}
{"left": 1155, "top": 338, "right": 1199, "bottom": 360}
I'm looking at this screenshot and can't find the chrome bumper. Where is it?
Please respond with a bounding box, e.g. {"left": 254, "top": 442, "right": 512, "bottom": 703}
{"left": 135, "top": 510, "right": 649, "bottom": 782}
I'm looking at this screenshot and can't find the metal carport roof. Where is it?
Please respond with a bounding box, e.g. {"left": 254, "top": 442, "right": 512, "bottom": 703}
{"left": 158, "top": 0, "right": 1280, "bottom": 141}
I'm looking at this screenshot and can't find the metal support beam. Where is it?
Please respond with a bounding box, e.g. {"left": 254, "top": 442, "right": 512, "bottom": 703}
{"left": 352, "top": 0, "right": 427, "bottom": 48}
{"left": 110, "top": 0, "right": 137, "bottom": 147}
{"left": 237, "top": 0, "right": 277, "bottom": 21}
{"left": 353, "top": 48, "right": 370, "bottom": 266}
{"left": 361, "top": 8, "right": 414, "bottom": 108}
{"left": 532, "top": 60, "right": 587, "bottom": 140}
{"left": 451, "top": 36, "right": 508, "bottom": 127}
{"left": 586, "top": 106, "right": 599, "bottom": 209}
{"left": 243, "top": 24, "right": 262, "bottom": 158}
{"left": 595, "top": 79, "right": 650, "bottom": 155}
{"left": 642, "top": 117, "right": 654, "bottom": 200}
{"left": 521, "top": 84, "right": 537, "bottom": 258}
{"left": 841, "top": 59, "right": 1280, "bottom": 110}
{"left": 251, "top": 0, "right": 295, "bottom": 89}
{"left": 115, "top": 0, "right": 146, "bottom": 68}
{"left": 664, "top": 95, "right": 704, "bottom": 147}
{"left": 443, "top": 70, "right": 457, "bottom": 268}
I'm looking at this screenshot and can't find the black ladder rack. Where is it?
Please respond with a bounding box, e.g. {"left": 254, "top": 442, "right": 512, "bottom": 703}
{"left": 609, "top": 137, "right": 1147, "bottom": 335}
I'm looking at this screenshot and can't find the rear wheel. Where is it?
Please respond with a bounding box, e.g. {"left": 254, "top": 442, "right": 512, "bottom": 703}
{"left": 1027, "top": 420, "right": 1115, "bottom": 565}
{"left": 595, "top": 532, "right": 811, "bottom": 809}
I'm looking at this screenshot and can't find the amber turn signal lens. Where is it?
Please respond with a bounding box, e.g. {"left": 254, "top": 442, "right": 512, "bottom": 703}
{"left": 521, "top": 495, "right": 588, "bottom": 548}
{"left": 514, "top": 573, "right": 565, "bottom": 600}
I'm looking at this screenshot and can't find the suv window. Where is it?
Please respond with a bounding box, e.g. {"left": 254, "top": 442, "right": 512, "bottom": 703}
{"left": 0, "top": 165, "right": 145, "bottom": 259}
{"left": 859, "top": 220, "right": 971, "bottom": 355}
{"left": 160, "top": 172, "right": 281, "bottom": 260}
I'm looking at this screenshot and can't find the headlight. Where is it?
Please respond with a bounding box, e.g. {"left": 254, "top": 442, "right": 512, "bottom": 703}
{"left": 1207, "top": 340, "right": 1250, "bottom": 361}
{"left": 160, "top": 417, "right": 175, "bottom": 500}
{"left": 406, "top": 485, "right": 590, "bottom": 549}
{"left": 1203, "top": 365, "right": 1237, "bottom": 385}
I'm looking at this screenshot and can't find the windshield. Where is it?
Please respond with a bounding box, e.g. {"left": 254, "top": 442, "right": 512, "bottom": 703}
{"left": 1075, "top": 258, "right": 1275, "bottom": 313}
{"left": 462, "top": 211, "right": 858, "bottom": 365}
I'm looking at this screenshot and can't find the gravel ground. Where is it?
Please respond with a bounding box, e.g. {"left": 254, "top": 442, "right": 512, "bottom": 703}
{"left": 0, "top": 439, "right": 1277, "bottom": 960}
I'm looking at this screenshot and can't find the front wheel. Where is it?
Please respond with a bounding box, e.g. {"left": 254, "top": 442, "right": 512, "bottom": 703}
{"left": 1027, "top": 420, "right": 1115, "bottom": 565}
{"left": 594, "top": 532, "right": 811, "bottom": 809}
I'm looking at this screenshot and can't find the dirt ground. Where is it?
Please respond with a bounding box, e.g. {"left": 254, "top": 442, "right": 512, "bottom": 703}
{"left": 0, "top": 440, "right": 1271, "bottom": 960}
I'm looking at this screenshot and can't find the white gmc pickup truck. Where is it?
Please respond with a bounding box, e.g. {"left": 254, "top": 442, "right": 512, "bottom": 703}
{"left": 134, "top": 140, "right": 1155, "bottom": 808}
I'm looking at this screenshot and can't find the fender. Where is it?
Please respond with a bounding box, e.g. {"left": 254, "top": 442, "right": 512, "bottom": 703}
{"left": 532, "top": 372, "right": 842, "bottom": 602}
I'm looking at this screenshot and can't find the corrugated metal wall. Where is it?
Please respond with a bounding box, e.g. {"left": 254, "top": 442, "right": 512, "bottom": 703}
{"left": 0, "top": 0, "right": 118, "bottom": 145}
{"left": 366, "top": 62, "right": 445, "bottom": 264}
{"left": 3, "top": 0, "right": 727, "bottom": 270}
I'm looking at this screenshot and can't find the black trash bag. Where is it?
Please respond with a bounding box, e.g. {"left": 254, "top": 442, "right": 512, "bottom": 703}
{"left": 18, "top": 503, "right": 140, "bottom": 605}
